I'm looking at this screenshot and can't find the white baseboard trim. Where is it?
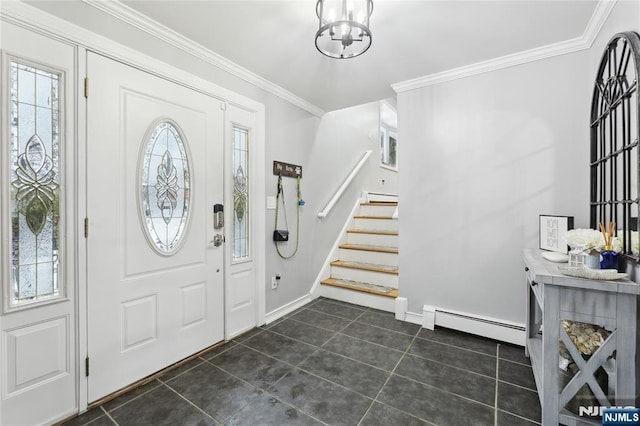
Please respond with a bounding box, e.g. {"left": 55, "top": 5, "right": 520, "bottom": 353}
{"left": 422, "top": 305, "right": 436, "bottom": 330}
{"left": 404, "top": 311, "right": 423, "bottom": 326}
{"left": 395, "top": 297, "right": 408, "bottom": 321}
{"left": 405, "top": 307, "right": 526, "bottom": 346}
{"left": 265, "top": 293, "right": 315, "bottom": 324}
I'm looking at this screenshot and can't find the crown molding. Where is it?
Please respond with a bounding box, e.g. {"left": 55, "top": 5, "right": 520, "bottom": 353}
{"left": 392, "top": 0, "right": 617, "bottom": 93}
{"left": 81, "top": 0, "right": 325, "bottom": 117}
{"left": 582, "top": 0, "right": 618, "bottom": 48}
{"left": 0, "top": 1, "right": 267, "bottom": 115}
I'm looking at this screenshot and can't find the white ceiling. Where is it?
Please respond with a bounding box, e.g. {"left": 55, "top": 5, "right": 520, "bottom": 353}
{"left": 26, "top": 0, "right": 599, "bottom": 112}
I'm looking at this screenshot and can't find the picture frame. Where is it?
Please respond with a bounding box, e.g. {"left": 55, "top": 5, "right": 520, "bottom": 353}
{"left": 539, "top": 215, "right": 574, "bottom": 253}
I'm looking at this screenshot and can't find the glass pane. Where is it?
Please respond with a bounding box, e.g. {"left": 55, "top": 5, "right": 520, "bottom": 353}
{"left": 380, "top": 128, "right": 386, "bottom": 164}
{"left": 9, "top": 60, "right": 62, "bottom": 308}
{"left": 140, "top": 121, "right": 191, "bottom": 254}
{"left": 233, "top": 127, "right": 250, "bottom": 261}
{"left": 388, "top": 132, "right": 397, "bottom": 168}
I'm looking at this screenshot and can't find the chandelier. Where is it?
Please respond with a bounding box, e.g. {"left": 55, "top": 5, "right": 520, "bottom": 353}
{"left": 315, "top": 0, "right": 373, "bottom": 59}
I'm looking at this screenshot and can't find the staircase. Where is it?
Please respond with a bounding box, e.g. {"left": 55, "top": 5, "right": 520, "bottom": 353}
{"left": 320, "top": 201, "right": 399, "bottom": 309}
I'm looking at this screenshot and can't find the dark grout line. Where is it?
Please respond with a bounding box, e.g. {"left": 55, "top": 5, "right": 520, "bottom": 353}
{"left": 496, "top": 379, "right": 539, "bottom": 393}
{"left": 304, "top": 305, "right": 366, "bottom": 322}
{"left": 403, "top": 348, "right": 498, "bottom": 380}
{"left": 251, "top": 326, "right": 326, "bottom": 351}
{"left": 496, "top": 408, "right": 542, "bottom": 425}
{"left": 497, "top": 353, "right": 534, "bottom": 367}
{"left": 413, "top": 332, "right": 499, "bottom": 358}
{"left": 334, "top": 331, "right": 406, "bottom": 352}
{"left": 100, "top": 408, "right": 118, "bottom": 426}
{"left": 98, "top": 379, "right": 163, "bottom": 414}
{"left": 163, "top": 381, "right": 223, "bottom": 425}
{"left": 277, "top": 315, "right": 350, "bottom": 334}
{"left": 360, "top": 329, "right": 433, "bottom": 425}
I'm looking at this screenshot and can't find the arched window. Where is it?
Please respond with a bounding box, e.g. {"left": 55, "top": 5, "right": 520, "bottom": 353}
{"left": 590, "top": 31, "right": 640, "bottom": 259}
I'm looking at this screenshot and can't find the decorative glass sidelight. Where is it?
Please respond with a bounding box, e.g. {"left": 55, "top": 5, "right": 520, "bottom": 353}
{"left": 9, "top": 60, "right": 63, "bottom": 307}
{"left": 140, "top": 121, "right": 191, "bottom": 254}
{"left": 232, "top": 126, "right": 249, "bottom": 261}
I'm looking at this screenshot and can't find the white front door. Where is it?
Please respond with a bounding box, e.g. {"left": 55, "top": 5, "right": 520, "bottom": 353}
{"left": 0, "top": 23, "right": 78, "bottom": 425}
{"left": 86, "top": 52, "right": 225, "bottom": 402}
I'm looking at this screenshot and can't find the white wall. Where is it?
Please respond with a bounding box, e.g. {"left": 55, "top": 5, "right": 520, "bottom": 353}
{"left": 397, "top": 0, "right": 640, "bottom": 324}
{"left": 22, "top": 1, "right": 395, "bottom": 314}
{"left": 266, "top": 101, "right": 392, "bottom": 312}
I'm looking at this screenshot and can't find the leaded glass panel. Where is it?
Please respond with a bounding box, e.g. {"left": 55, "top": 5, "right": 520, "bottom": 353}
{"left": 140, "top": 121, "right": 191, "bottom": 254}
{"left": 9, "top": 60, "right": 62, "bottom": 308}
{"left": 233, "top": 126, "right": 250, "bottom": 261}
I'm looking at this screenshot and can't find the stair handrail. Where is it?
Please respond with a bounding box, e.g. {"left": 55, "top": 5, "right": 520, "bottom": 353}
{"left": 318, "top": 150, "right": 372, "bottom": 219}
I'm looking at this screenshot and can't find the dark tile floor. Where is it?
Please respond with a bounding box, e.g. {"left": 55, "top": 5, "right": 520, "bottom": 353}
{"left": 62, "top": 298, "right": 541, "bottom": 426}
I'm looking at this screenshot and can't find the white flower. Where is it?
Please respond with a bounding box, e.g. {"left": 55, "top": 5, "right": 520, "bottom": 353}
{"left": 564, "top": 229, "right": 602, "bottom": 251}
{"left": 563, "top": 228, "right": 622, "bottom": 252}
{"left": 609, "top": 235, "right": 623, "bottom": 252}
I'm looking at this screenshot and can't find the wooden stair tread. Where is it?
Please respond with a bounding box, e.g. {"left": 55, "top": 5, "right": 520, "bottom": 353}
{"left": 353, "top": 215, "right": 394, "bottom": 220}
{"left": 347, "top": 229, "right": 398, "bottom": 236}
{"left": 360, "top": 202, "right": 398, "bottom": 206}
{"left": 331, "top": 260, "right": 399, "bottom": 274}
{"left": 321, "top": 278, "right": 398, "bottom": 298}
{"left": 339, "top": 244, "right": 398, "bottom": 254}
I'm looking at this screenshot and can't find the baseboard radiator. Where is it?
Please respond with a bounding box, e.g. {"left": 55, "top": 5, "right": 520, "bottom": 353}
{"left": 422, "top": 305, "right": 526, "bottom": 346}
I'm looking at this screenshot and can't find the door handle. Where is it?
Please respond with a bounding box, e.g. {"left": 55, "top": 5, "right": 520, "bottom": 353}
{"left": 212, "top": 234, "right": 225, "bottom": 247}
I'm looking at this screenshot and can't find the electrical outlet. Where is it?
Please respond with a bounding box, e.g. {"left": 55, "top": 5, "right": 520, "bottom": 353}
{"left": 271, "top": 276, "right": 278, "bottom": 289}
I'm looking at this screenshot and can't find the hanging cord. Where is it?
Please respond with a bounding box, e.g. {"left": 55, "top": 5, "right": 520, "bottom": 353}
{"left": 274, "top": 175, "right": 302, "bottom": 259}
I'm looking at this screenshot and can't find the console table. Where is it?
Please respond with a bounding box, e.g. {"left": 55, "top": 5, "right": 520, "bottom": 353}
{"left": 523, "top": 249, "right": 640, "bottom": 425}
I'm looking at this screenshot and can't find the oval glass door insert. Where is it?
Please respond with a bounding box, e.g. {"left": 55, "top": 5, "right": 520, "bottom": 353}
{"left": 140, "top": 120, "right": 191, "bottom": 255}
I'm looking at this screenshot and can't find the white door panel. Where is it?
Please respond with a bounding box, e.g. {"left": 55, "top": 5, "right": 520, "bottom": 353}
{"left": 0, "top": 22, "right": 77, "bottom": 425}
{"left": 86, "top": 52, "right": 224, "bottom": 402}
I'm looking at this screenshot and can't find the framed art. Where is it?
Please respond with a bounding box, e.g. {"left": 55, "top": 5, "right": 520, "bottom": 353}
{"left": 539, "top": 215, "right": 574, "bottom": 253}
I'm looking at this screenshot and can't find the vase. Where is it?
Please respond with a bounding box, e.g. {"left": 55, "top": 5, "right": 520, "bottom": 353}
{"left": 600, "top": 247, "right": 618, "bottom": 270}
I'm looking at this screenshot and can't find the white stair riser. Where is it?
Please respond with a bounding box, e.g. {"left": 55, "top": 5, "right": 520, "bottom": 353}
{"left": 319, "top": 284, "right": 395, "bottom": 312}
{"left": 367, "top": 194, "right": 399, "bottom": 204}
{"left": 359, "top": 205, "right": 397, "bottom": 216}
{"left": 347, "top": 232, "right": 398, "bottom": 247}
{"left": 339, "top": 248, "right": 398, "bottom": 266}
{"left": 354, "top": 218, "right": 398, "bottom": 232}
{"left": 331, "top": 266, "right": 398, "bottom": 288}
